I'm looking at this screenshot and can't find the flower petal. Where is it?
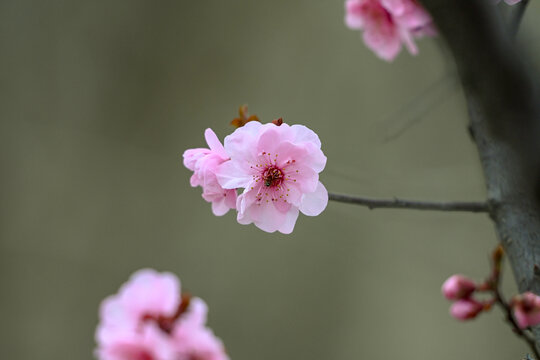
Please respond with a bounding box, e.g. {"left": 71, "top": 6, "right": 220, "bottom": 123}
{"left": 299, "top": 182, "right": 328, "bottom": 216}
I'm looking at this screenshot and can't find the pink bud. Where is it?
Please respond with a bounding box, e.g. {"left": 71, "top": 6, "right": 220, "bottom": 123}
{"left": 442, "top": 275, "right": 476, "bottom": 300}
{"left": 512, "top": 292, "right": 540, "bottom": 329}
{"left": 450, "top": 299, "right": 484, "bottom": 321}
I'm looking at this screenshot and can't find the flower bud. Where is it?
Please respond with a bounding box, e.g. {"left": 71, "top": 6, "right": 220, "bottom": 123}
{"left": 511, "top": 292, "right": 540, "bottom": 329}
{"left": 442, "top": 275, "right": 476, "bottom": 300}
{"left": 450, "top": 299, "right": 484, "bottom": 321}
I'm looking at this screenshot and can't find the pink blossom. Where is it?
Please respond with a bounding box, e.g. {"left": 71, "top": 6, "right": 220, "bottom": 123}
{"left": 96, "top": 323, "right": 175, "bottom": 360}
{"left": 450, "top": 298, "right": 484, "bottom": 321}
{"left": 345, "top": 0, "right": 435, "bottom": 61}
{"left": 98, "top": 269, "right": 180, "bottom": 336}
{"left": 511, "top": 292, "right": 540, "bottom": 329}
{"left": 216, "top": 121, "right": 328, "bottom": 234}
{"left": 172, "top": 299, "right": 228, "bottom": 360}
{"left": 183, "top": 129, "right": 237, "bottom": 216}
{"left": 441, "top": 275, "right": 476, "bottom": 301}
{"left": 95, "top": 269, "right": 229, "bottom": 360}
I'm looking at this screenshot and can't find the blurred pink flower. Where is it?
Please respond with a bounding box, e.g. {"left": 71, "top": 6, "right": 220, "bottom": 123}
{"left": 512, "top": 292, "right": 540, "bottom": 329}
{"left": 172, "top": 298, "right": 228, "bottom": 360}
{"left": 98, "top": 269, "right": 180, "bottom": 336}
{"left": 183, "top": 129, "right": 237, "bottom": 216}
{"left": 450, "top": 298, "right": 484, "bottom": 321}
{"left": 95, "top": 269, "right": 229, "bottom": 360}
{"left": 96, "top": 323, "right": 175, "bottom": 360}
{"left": 441, "top": 275, "right": 476, "bottom": 301}
{"left": 496, "top": 0, "right": 522, "bottom": 4}
{"left": 216, "top": 121, "right": 328, "bottom": 234}
{"left": 345, "top": 0, "right": 435, "bottom": 61}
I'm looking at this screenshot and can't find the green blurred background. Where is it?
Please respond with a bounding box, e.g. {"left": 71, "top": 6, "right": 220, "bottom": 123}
{"left": 2, "top": 1, "right": 540, "bottom": 359}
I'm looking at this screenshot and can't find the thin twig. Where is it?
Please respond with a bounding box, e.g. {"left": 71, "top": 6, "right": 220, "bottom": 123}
{"left": 493, "top": 287, "right": 540, "bottom": 359}
{"left": 328, "top": 192, "right": 490, "bottom": 213}
{"left": 487, "top": 246, "right": 539, "bottom": 359}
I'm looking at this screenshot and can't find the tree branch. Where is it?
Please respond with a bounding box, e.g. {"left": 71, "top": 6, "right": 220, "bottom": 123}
{"left": 328, "top": 192, "right": 489, "bottom": 213}
{"left": 418, "top": 0, "right": 540, "bottom": 349}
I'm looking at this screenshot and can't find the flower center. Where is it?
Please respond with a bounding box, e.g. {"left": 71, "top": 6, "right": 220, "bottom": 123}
{"left": 262, "top": 166, "right": 284, "bottom": 187}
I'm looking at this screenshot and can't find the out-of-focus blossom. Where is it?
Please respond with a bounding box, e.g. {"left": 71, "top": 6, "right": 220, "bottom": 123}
{"left": 345, "top": 0, "right": 435, "bottom": 61}
{"left": 183, "top": 129, "right": 237, "bottom": 216}
{"left": 96, "top": 323, "right": 175, "bottom": 360}
{"left": 511, "top": 292, "right": 540, "bottom": 329}
{"left": 442, "top": 275, "right": 476, "bottom": 301}
{"left": 496, "top": 0, "right": 522, "bottom": 5}
{"left": 95, "top": 269, "right": 229, "bottom": 360}
{"left": 450, "top": 298, "right": 485, "bottom": 321}
{"left": 216, "top": 121, "right": 328, "bottom": 234}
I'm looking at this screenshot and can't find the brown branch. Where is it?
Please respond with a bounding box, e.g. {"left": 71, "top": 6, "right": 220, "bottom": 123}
{"left": 418, "top": 0, "right": 540, "bottom": 349}
{"left": 328, "top": 192, "right": 489, "bottom": 213}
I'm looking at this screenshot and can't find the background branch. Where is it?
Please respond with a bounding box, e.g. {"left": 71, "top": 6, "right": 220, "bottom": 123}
{"left": 329, "top": 193, "right": 489, "bottom": 213}
{"left": 419, "top": 0, "right": 540, "bottom": 350}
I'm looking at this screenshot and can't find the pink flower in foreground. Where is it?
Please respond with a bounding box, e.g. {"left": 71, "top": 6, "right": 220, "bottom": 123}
{"left": 216, "top": 121, "right": 328, "bottom": 234}
{"left": 441, "top": 275, "right": 476, "bottom": 301}
{"left": 345, "top": 0, "right": 435, "bottom": 61}
{"left": 96, "top": 269, "right": 229, "bottom": 360}
{"left": 450, "top": 298, "right": 484, "bottom": 321}
{"left": 511, "top": 292, "right": 540, "bottom": 329}
{"left": 183, "top": 129, "right": 237, "bottom": 216}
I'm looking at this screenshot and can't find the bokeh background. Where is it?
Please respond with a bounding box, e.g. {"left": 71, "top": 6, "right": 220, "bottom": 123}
{"left": 2, "top": 1, "right": 540, "bottom": 359}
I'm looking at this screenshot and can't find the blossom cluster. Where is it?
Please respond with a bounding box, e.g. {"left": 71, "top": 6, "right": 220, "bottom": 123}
{"left": 345, "top": 0, "right": 435, "bottom": 61}
{"left": 442, "top": 274, "right": 540, "bottom": 329}
{"left": 183, "top": 120, "right": 328, "bottom": 234}
{"left": 441, "top": 274, "right": 489, "bottom": 321}
{"left": 95, "top": 269, "right": 228, "bottom": 360}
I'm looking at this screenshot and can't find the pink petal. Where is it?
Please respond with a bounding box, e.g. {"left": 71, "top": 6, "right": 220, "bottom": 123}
{"left": 299, "top": 182, "right": 328, "bottom": 216}
{"left": 363, "top": 25, "right": 402, "bottom": 62}
{"left": 236, "top": 196, "right": 298, "bottom": 234}
{"left": 216, "top": 160, "right": 252, "bottom": 189}
{"left": 204, "top": 128, "right": 228, "bottom": 159}
{"left": 183, "top": 148, "right": 211, "bottom": 171}
{"left": 120, "top": 269, "right": 180, "bottom": 318}
{"left": 178, "top": 297, "right": 208, "bottom": 329}
{"left": 223, "top": 121, "right": 262, "bottom": 162}
{"left": 290, "top": 124, "right": 322, "bottom": 149}
{"left": 278, "top": 206, "right": 300, "bottom": 234}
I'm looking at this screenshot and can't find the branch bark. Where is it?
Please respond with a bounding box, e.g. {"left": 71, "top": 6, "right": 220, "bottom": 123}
{"left": 418, "top": 0, "right": 540, "bottom": 350}
{"left": 328, "top": 193, "right": 489, "bottom": 213}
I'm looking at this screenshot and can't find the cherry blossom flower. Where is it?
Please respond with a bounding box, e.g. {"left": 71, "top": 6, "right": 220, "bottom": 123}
{"left": 441, "top": 275, "right": 476, "bottom": 301}
{"left": 450, "top": 298, "right": 484, "bottom": 321}
{"left": 96, "top": 323, "right": 175, "bottom": 360}
{"left": 216, "top": 121, "right": 328, "bottom": 234}
{"left": 345, "top": 0, "right": 435, "bottom": 61}
{"left": 183, "top": 129, "right": 237, "bottom": 216}
{"left": 172, "top": 299, "right": 228, "bottom": 360}
{"left": 511, "top": 292, "right": 540, "bottom": 329}
{"left": 95, "top": 269, "right": 229, "bottom": 360}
